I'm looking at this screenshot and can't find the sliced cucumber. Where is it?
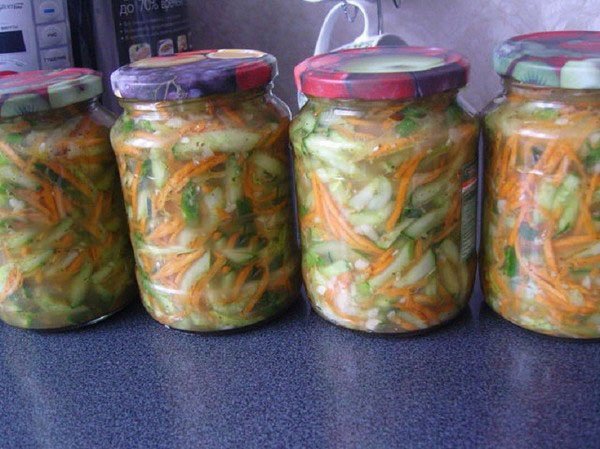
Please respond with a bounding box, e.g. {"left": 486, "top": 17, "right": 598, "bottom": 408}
{"left": 69, "top": 261, "right": 93, "bottom": 306}
{"left": 91, "top": 262, "right": 116, "bottom": 285}
{"left": 557, "top": 196, "right": 579, "bottom": 234}
{"left": 291, "top": 112, "right": 317, "bottom": 135}
{"left": 439, "top": 259, "right": 460, "bottom": 296}
{"left": 304, "top": 132, "right": 363, "bottom": 154}
{"left": 173, "top": 129, "right": 261, "bottom": 157}
{"left": 303, "top": 134, "right": 359, "bottom": 174}
{"left": 378, "top": 218, "right": 416, "bottom": 249}
{"left": 19, "top": 250, "right": 52, "bottom": 274}
{"left": 310, "top": 240, "right": 360, "bottom": 262}
{"left": 397, "top": 250, "right": 435, "bottom": 287}
{"left": 575, "top": 242, "right": 600, "bottom": 259}
{"left": 0, "top": 165, "right": 38, "bottom": 189}
{"left": 439, "top": 239, "right": 460, "bottom": 266}
{"left": 253, "top": 152, "right": 285, "bottom": 178}
{"left": 552, "top": 174, "right": 580, "bottom": 211}
{"left": 220, "top": 247, "right": 256, "bottom": 264}
{"left": 319, "top": 260, "right": 350, "bottom": 278}
{"left": 150, "top": 155, "right": 168, "bottom": 188}
{"left": 349, "top": 177, "right": 392, "bottom": 211}
{"left": 136, "top": 188, "right": 151, "bottom": 222}
{"left": 39, "top": 218, "right": 73, "bottom": 247}
{"left": 225, "top": 157, "right": 243, "bottom": 211}
{"left": 370, "top": 240, "right": 414, "bottom": 289}
{"left": 5, "top": 229, "right": 37, "bottom": 250}
{"left": 0, "top": 263, "right": 16, "bottom": 293}
{"left": 180, "top": 252, "right": 211, "bottom": 292}
{"left": 535, "top": 181, "right": 557, "bottom": 210}
{"left": 404, "top": 207, "right": 448, "bottom": 239}
{"left": 349, "top": 203, "right": 393, "bottom": 227}
{"left": 411, "top": 176, "right": 449, "bottom": 207}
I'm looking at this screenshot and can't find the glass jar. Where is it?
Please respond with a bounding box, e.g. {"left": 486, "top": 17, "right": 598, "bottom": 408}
{"left": 292, "top": 47, "right": 479, "bottom": 333}
{"left": 110, "top": 50, "right": 299, "bottom": 332}
{"left": 0, "top": 69, "right": 135, "bottom": 330}
{"left": 483, "top": 31, "right": 600, "bottom": 338}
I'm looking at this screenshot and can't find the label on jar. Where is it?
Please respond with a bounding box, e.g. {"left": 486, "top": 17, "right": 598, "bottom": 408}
{"left": 459, "top": 159, "right": 477, "bottom": 261}
{"left": 111, "top": 0, "right": 192, "bottom": 65}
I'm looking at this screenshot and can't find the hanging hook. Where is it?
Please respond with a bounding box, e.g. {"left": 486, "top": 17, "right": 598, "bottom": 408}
{"left": 376, "top": 0, "right": 384, "bottom": 34}
{"left": 341, "top": 0, "right": 359, "bottom": 23}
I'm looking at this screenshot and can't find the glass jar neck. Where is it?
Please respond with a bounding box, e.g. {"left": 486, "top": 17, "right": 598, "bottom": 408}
{"left": 10, "top": 97, "right": 100, "bottom": 123}
{"left": 503, "top": 79, "right": 600, "bottom": 105}
{"left": 306, "top": 90, "right": 458, "bottom": 110}
{"left": 119, "top": 87, "right": 271, "bottom": 116}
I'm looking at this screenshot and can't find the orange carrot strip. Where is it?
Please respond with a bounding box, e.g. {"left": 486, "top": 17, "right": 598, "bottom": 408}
{"left": 232, "top": 264, "right": 254, "bottom": 300}
{"left": 543, "top": 239, "right": 558, "bottom": 273}
{"left": 369, "top": 247, "right": 395, "bottom": 276}
{"left": 386, "top": 154, "right": 425, "bottom": 231}
{"left": 42, "top": 162, "right": 94, "bottom": 197}
{"left": 0, "top": 267, "right": 23, "bottom": 302}
{"left": 191, "top": 255, "right": 226, "bottom": 301}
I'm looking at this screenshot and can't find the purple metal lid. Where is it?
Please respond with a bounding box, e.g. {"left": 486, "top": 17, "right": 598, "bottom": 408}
{"left": 111, "top": 49, "right": 278, "bottom": 102}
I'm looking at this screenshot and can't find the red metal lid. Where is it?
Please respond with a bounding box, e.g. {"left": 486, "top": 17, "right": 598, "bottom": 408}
{"left": 295, "top": 46, "right": 469, "bottom": 101}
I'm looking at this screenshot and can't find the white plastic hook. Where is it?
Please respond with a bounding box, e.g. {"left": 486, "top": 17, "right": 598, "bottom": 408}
{"left": 314, "top": 0, "right": 380, "bottom": 55}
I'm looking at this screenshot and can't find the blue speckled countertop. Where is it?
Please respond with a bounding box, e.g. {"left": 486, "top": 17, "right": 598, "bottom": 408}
{"left": 1, "top": 286, "right": 599, "bottom": 449}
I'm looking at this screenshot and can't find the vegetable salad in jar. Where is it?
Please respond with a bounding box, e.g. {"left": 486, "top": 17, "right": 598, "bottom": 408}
{"left": 292, "top": 47, "right": 478, "bottom": 333}
{"left": 0, "top": 69, "right": 134, "bottom": 329}
{"left": 111, "top": 50, "right": 299, "bottom": 332}
{"left": 483, "top": 31, "right": 600, "bottom": 338}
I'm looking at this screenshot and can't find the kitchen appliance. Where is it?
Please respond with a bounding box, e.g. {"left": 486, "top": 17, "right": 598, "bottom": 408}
{"left": 0, "top": 0, "right": 73, "bottom": 75}
{"left": 90, "top": 0, "right": 193, "bottom": 111}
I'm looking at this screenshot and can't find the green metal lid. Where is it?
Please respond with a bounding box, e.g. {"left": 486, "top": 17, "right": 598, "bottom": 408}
{"left": 0, "top": 69, "right": 103, "bottom": 118}
{"left": 493, "top": 31, "right": 600, "bottom": 89}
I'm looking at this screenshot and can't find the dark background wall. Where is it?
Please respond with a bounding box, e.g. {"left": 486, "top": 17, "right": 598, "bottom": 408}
{"left": 189, "top": 0, "right": 599, "bottom": 111}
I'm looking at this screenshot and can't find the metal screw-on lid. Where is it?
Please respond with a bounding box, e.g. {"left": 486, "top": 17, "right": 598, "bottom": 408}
{"left": 111, "top": 49, "right": 278, "bottom": 102}
{"left": 493, "top": 31, "right": 600, "bottom": 89}
{"left": 0, "top": 68, "right": 103, "bottom": 118}
{"left": 295, "top": 46, "right": 469, "bottom": 101}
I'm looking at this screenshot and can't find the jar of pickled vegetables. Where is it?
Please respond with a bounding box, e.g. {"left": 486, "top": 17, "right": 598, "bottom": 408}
{"left": 292, "top": 47, "right": 479, "bottom": 333}
{"left": 110, "top": 50, "right": 299, "bottom": 332}
{"left": 0, "top": 69, "right": 135, "bottom": 330}
{"left": 483, "top": 31, "right": 600, "bottom": 338}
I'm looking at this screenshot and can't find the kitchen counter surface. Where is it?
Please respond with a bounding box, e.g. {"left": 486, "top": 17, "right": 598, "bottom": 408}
{"left": 1, "top": 289, "right": 599, "bottom": 449}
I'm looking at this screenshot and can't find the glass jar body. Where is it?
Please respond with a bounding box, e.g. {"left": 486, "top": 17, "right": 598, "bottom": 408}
{"left": 0, "top": 99, "right": 135, "bottom": 329}
{"left": 291, "top": 92, "right": 479, "bottom": 333}
{"left": 110, "top": 89, "right": 299, "bottom": 332}
{"left": 483, "top": 82, "right": 600, "bottom": 338}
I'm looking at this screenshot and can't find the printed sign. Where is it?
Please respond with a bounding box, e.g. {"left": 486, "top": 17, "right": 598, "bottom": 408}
{"left": 111, "top": 0, "right": 191, "bottom": 65}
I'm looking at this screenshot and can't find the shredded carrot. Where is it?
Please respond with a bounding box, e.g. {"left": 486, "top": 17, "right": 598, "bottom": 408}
{"left": 385, "top": 153, "right": 425, "bottom": 231}
{"left": 483, "top": 92, "right": 600, "bottom": 337}
{"left": 0, "top": 267, "right": 23, "bottom": 302}
{"left": 41, "top": 161, "right": 94, "bottom": 197}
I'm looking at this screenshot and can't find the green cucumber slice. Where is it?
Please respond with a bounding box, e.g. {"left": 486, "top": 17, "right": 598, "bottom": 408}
{"left": 403, "top": 207, "right": 448, "bottom": 239}
{"left": 370, "top": 240, "right": 414, "bottom": 289}
{"left": 173, "top": 129, "right": 260, "bottom": 158}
